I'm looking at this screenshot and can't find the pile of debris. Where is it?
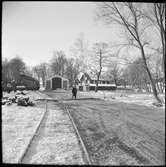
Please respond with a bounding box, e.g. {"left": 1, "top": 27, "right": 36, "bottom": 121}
{"left": 2, "top": 90, "right": 35, "bottom": 107}
{"left": 152, "top": 102, "right": 163, "bottom": 107}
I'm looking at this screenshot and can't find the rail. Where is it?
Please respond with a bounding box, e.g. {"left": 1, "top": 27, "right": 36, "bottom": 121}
{"left": 18, "top": 100, "right": 48, "bottom": 163}
{"left": 61, "top": 102, "right": 92, "bottom": 165}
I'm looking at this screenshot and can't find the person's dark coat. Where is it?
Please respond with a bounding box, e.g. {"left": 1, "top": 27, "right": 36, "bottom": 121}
{"left": 72, "top": 87, "right": 77, "bottom": 98}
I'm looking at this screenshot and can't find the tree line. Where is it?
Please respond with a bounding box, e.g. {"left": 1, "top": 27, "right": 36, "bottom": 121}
{"left": 32, "top": 51, "right": 80, "bottom": 88}
{"left": 2, "top": 56, "right": 32, "bottom": 88}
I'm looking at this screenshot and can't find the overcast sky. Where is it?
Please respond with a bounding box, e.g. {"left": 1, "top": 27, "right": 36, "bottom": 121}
{"left": 2, "top": 1, "right": 123, "bottom": 66}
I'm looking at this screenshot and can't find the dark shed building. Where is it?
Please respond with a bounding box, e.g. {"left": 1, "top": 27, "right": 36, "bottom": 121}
{"left": 45, "top": 75, "right": 69, "bottom": 90}
{"left": 52, "top": 77, "right": 61, "bottom": 90}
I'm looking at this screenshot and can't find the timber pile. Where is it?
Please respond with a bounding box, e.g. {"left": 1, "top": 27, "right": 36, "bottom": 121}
{"left": 17, "top": 96, "right": 35, "bottom": 106}
{"left": 2, "top": 91, "right": 35, "bottom": 107}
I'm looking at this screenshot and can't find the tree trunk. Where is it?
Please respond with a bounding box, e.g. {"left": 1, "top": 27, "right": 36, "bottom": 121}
{"left": 95, "top": 82, "right": 98, "bottom": 92}
{"left": 161, "top": 40, "right": 165, "bottom": 80}
{"left": 159, "top": 81, "right": 164, "bottom": 93}
{"left": 114, "top": 78, "right": 117, "bottom": 86}
{"left": 160, "top": 19, "right": 165, "bottom": 80}
{"left": 95, "top": 74, "right": 99, "bottom": 92}
{"left": 95, "top": 49, "right": 102, "bottom": 92}
{"left": 155, "top": 79, "right": 160, "bottom": 93}
{"left": 140, "top": 46, "right": 162, "bottom": 103}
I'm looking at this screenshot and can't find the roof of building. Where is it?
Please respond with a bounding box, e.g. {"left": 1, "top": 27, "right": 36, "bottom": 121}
{"left": 79, "top": 72, "right": 111, "bottom": 81}
{"left": 80, "top": 72, "right": 91, "bottom": 81}
{"left": 46, "top": 75, "right": 68, "bottom": 81}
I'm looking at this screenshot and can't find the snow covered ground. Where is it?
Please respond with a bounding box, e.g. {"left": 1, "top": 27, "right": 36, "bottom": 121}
{"left": 2, "top": 91, "right": 50, "bottom": 163}
{"left": 2, "top": 89, "right": 165, "bottom": 164}
{"left": 2, "top": 103, "right": 45, "bottom": 163}
{"left": 2, "top": 91, "right": 85, "bottom": 164}
{"left": 78, "top": 91, "right": 165, "bottom": 109}
{"left": 2, "top": 90, "right": 49, "bottom": 101}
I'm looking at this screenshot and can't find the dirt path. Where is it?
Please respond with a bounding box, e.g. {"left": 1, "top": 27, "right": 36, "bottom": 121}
{"left": 43, "top": 90, "right": 165, "bottom": 165}
{"left": 66, "top": 100, "right": 165, "bottom": 165}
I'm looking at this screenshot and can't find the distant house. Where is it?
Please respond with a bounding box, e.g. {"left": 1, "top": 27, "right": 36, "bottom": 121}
{"left": 45, "top": 75, "right": 69, "bottom": 90}
{"left": 78, "top": 72, "right": 116, "bottom": 91}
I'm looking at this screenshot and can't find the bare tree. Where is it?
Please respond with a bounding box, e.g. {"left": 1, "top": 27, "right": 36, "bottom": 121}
{"left": 33, "top": 66, "right": 41, "bottom": 81}
{"left": 96, "top": 2, "right": 162, "bottom": 103}
{"left": 45, "top": 65, "right": 52, "bottom": 79}
{"left": 145, "top": 3, "right": 165, "bottom": 78}
{"left": 39, "top": 63, "right": 48, "bottom": 87}
{"left": 106, "top": 61, "right": 121, "bottom": 85}
{"left": 50, "top": 51, "right": 67, "bottom": 76}
{"left": 70, "top": 33, "right": 90, "bottom": 73}
{"left": 119, "top": 69, "right": 129, "bottom": 88}
{"left": 90, "top": 42, "right": 109, "bottom": 92}
{"left": 127, "top": 58, "right": 151, "bottom": 92}
{"left": 149, "top": 55, "right": 164, "bottom": 93}
{"left": 65, "top": 58, "right": 80, "bottom": 87}
{"left": 33, "top": 63, "right": 49, "bottom": 87}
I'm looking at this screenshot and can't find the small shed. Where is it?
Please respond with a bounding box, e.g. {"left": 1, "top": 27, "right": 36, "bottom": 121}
{"left": 45, "top": 75, "right": 69, "bottom": 90}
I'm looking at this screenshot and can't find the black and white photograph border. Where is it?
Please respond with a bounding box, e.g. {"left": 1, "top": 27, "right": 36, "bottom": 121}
{"left": 2, "top": 1, "right": 165, "bottom": 166}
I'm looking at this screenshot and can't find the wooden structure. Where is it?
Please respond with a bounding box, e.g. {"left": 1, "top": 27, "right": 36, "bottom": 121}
{"left": 45, "top": 75, "right": 69, "bottom": 90}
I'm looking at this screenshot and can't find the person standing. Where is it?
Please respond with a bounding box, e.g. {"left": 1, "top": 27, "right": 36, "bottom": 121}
{"left": 72, "top": 86, "right": 77, "bottom": 99}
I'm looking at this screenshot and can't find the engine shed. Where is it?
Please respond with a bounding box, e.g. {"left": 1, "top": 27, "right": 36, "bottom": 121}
{"left": 45, "top": 75, "right": 69, "bottom": 90}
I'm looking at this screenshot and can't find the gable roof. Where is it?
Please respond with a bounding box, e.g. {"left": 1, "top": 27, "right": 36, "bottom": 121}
{"left": 79, "top": 72, "right": 111, "bottom": 81}
{"left": 80, "top": 72, "right": 91, "bottom": 81}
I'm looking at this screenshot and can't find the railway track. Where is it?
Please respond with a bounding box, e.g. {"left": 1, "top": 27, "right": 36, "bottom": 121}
{"left": 18, "top": 92, "right": 91, "bottom": 165}
{"left": 60, "top": 102, "right": 92, "bottom": 165}
{"left": 39, "top": 90, "right": 92, "bottom": 164}
{"left": 18, "top": 100, "right": 48, "bottom": 163}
